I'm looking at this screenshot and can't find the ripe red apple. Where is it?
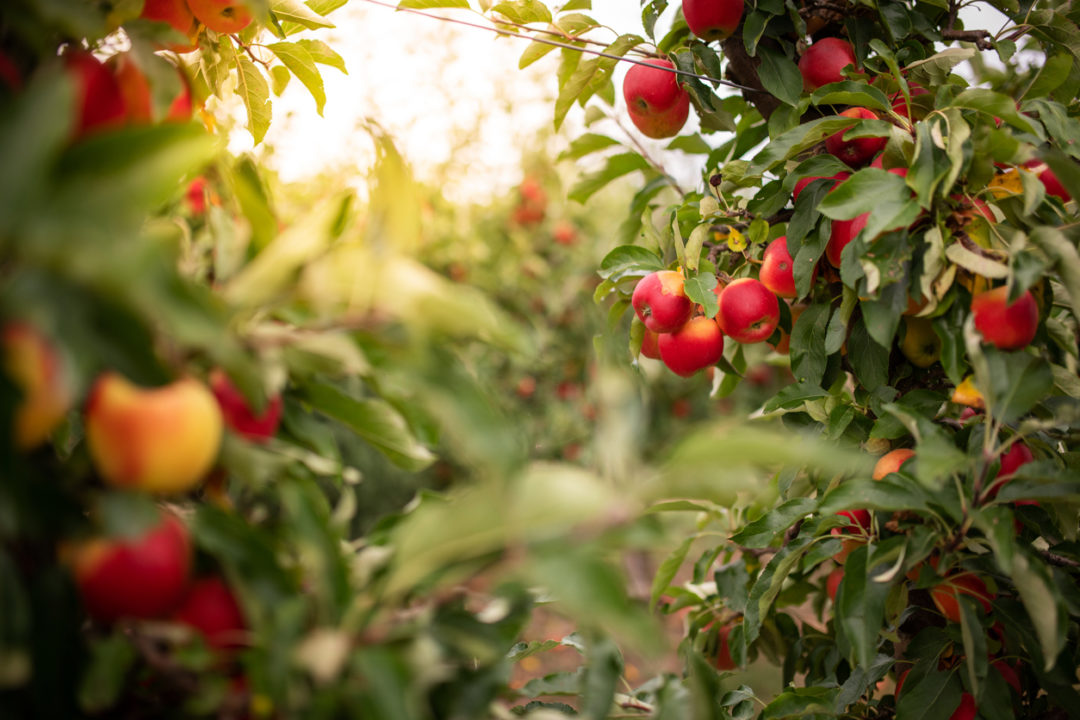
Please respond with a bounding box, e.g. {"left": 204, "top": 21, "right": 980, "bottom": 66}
{"left": 798, "top": 37, "right": 858, "bottom": 91}
{"left": 640, "top": 327, "right": 661, "bottom": 360}
{"left": 2, "top": 322, "right": 74, "bottom": 450}
{"left": 760, "top": 236, "right": 810, "bottom": 299}
{"left": 683, "top": 0, "right": 743, "bottom": 42}
{"left": 873, "top": 448, "right": 914, "bottom": 480}
{"left": 993, "top": 659, "right": 1022, "bottom": 695}
{"left": 891, "top": 82, "right": 931, "bottom": 123}
{"left": 187, "top": 0, "right": 253, "bottom": 33}
{"left": 792, "top": 171, "right": 849, "bottom": 203}
{"left": 622, "top": 59, "right": 690, "bottom": 139}
{"left": 831, "top": 509, "right": 870, "bottom": 564}
{"left": 825, "top": 213, "right": 868, "bottom": 267}
{"left": 552, "top": 220, "right": 577, "bottom": 246}
{"left": 716, "top": 278, "right": 780, "bottom": 343}
{"left": 110, "top": 54, "right": 193, "bottom": 125}
{"left": 632, "top": 270, "right": 694, "bottom": 333}
{"left": 931, "top": 572, "right": 993, "bottom": 622}
{"left": 986, "top": 441, "right": 1034, "bottom": 500}
{"left": 140, "top": 0, "right": 199, "bottom": 52}
{"left": 826, "top": 566, "right": 844, "bottom": 602}
{"left": 68, "top": 510, "right": 191, "bottom": 624}
{"left": 825, "top": 108, "right": 887, "bottom": 168}
{"left": 1023, "top": 159, "right": 1071, "bottom": 202}
{"left": 0, "top": 50, "right": 22, "bottom": 90}
{"left": 714, "top": 622, "right": 738, "bottom": 670}
{"left": 971, "top": 286, "right": 1038, "bottom": 351}
{"left": 658, "top": 316, "right": 724, "bottom": 377}
{"left": 209, "top": 369, "right": 283, "bottom": 443}
{"left": 172, "top": 576, "right": 246, "bottom": 650}
{"left": 64, "top": 51, "right": 127, "bottom": 138}
{"left": 951, "top": 693, "right": 977, "bottom": 720}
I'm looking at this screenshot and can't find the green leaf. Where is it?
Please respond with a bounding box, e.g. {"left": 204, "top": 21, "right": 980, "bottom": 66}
{"left": 847, "top": 316, "right": 889, "bottom": 392}
{"left": 762, "top": 687, "right": 839, "bottom": 719}
{"left": 78, "top": 634, "right": 136, "bottom": 714}
{"left": 294, "top": 39, "right": 348, "bottom": 73}
{"left": 1010, "top": 551, "right": 1066, "bottom": 670}
{"left": 730, "top": 498, "right": 815, "bottom": 548}
{"left": 271, "top": 0, "right": 335, "bottom": 30}
{"left": 270, "top": 64, "right": 291, "bottom": 95}
{"left": 650, "top": 537, "right": 693, "bottom": 610}
{"left": 1029, "top": 226, "right": 1080, "bottom": 320}
{"left": 949, "top": 89, "right": 1045, "bottom": 139}
{"left": 762, "top": 381, "right": 828, "bottom": 413}
{"left": 267, "top": 42, "right": 326, "bottom": 114}
{"left": 597, "top": 244, "right": 664, "bottom": 279}
{"left": 836, "top": 544, "right": 892, "bottom": 670}
{"left": 684, "top": 272, "right": 719, "bottom": 316}
{"left": 895, "top": 668, "right": 962, "bottom": 720}
{"left": 750, "top": 117, "right": 856, "bottom": 173}
{"left": 811, "top": 81, "right": 891, "bottom": 112}
{"left": 582, "top": 636, "right": 622, "bottom": 719}
{"left": 818, "top": 169, "right": 920, "bottom": 239}
{"left": 982, "top": 349, "right": 1054, "bottom": 425}
{"left": 300, "top": 381, "right": 436, "bottom": 471}
{"left": 790, "top": 303, "right": 830, "bottom": 387}
{"left": 568, "top": 152, "right": 649, "bottom": 203}
{"left": 236, "top": 55, "right": 272, "bottom": 144}
{"left": 756, "top": 45, "right": 803, "bottom": 107}
{"left": 558, "top": 132, "right": 620, "bottom": 160}
{"left": 492, "top": 0, "right": 553, "bottom": 24}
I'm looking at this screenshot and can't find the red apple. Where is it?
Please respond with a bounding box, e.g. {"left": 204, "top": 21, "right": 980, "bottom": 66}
{"left": 831, "top": 509, "right": 870, "bottom": 564}
{"left": 826, "top": 566, "right": 844, "bottom": 602}
{"left": 64, "top": 51, "right": 127, "bottom": 138}
{"left": 760, "top": 236, "right": 809, "bottom": 299}
{"left": 187, "top": 0, "right": 253, "bottom": 33}
{"left": 0, "top": 50, "right": 22, "bottom": 90}
{"left": 873, "top": 448, "right": 914, "bottom": 480}
{"left": 209, "top": 369, "right": 283, "bottom": 443}
{"left": 986, "top": 441, "right": 1034, "bottom": 500}
{"left": 993, "top": 659, "right": 1022, "bottom": 695}
{"left": 140, "top": 0, "right": 199, "bottom": 52}
{"left": 172, "top": 576, "right": 247, "bottom": 650}
{"left": 1023, "top": 159, "right": 1071, "bottom": 202}
{"left": 798, "top": 37, "right": 858, "bottom": 91}
{"left": 623, "top": 59, "right": 690, "bottom": 139}
{"left": 683, "top": 0, "right": 743, "bottom": 42}
{"left": 68, "top": 511, "right": 191, "bottom": 624}
{"left": 825, "top": 213, "right": 868, "bottom": 267}
{"left": 714, "top": 622, "right": 738, "bottom": 670}
{"left": 792, "top": 171, "right": 849, "bottom": 202}
{"left": 632, "top": 270, "right": 694, "bottom": 333}
{"left": 553, "top": 220, "right": 577, "bottom": 246}
{"left": 931, "top": 572, "right": 993, "bottom": 622}
{"left": 951, "top": 693, "right": 977, "bottom": 720}
{"left": 891, "top": 83, "right": 931, "bottom": 123}
{"left": 658, "top": 316, "right": 724, "bottom": 377}
{"left": 640, "top": 327, "right": 662, "bottom": 360}
{"left": 716, "top": 278, "right": 780, "bottom": 343}
{"left": 2, "top": 322, "right": 74, "bottom": 450}
{"left": 971, "top": 286, "right": 1038, "bottom": 351}
{"left": 825, "top": 108, "right": 887, "bottom": 168}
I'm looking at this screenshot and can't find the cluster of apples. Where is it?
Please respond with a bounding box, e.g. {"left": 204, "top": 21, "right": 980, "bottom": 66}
{"left": 632, "top": 270, "right": 783, "bottom": 377}
{"left": 2, "top": 321, "right": 282, "bottom": 635}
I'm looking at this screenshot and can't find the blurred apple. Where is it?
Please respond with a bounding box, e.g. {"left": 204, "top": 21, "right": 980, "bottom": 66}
{"left": 899, "top": 316, "right": 941, "bottom": 368}
{"left": 187, "top": 0, "right": 252, "bottom": 33}
{"left": 2, "top": 322, "right": 73, "bottom": 450}
{"left": 172, "top": 575, "right": 247, "bottom": 650}
{"left": 209, "top": 369, "right": 282, "bottom": 443}
{"left": 971, "top": 286, "right": 1038, "bottom": 351}
{"left": 140, "top": 0, "right": 199, "bottom": 52}
{"left": 64, "top": 51, "right": 127, "bottom": 138}
{"left": 68, "top": 510, "right": 191, "bottom": 624}
{"left": 826, "top": 566, "right": 844, "bottom": 602}
{"left": 86, "top": 373, "right": 224, "bottom": 494}
{"left": 931, "top": 572, "right": 993, "bottom": 622}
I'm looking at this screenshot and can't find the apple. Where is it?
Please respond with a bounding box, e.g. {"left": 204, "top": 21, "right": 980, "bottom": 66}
{"left": 825, "top": 213, "right": 868, "bottom": 267}
{"left": 713, "top": 622, "right": 738, "bottom": 670}
{"left": 172, "top": 576, "right": 247, "bottom": 650}
{"left": 825, "top": 108, "right": 887, "bottom": 168}
{"left": 1022, "top": 159, "right": 1071, "bottom": 202}
{"left": 831, "top": 509, "right": 870, "bottom": 564}
{"left": 951, "top": 693, "right": 977, "bottom": 720}
{"left": 993, "top": 659, "right": 1022, "bottom": 695}
{"left": 68, "top": 510, "right": 191, "bottom": 623}
{"left": 2, "top": 323, "right": 74, "bottom": 450}
{"left": 515, "top": 376, "right": 536, "bottom": 399}
{"left": 873, "top": 448, "right": 914, "bottom": 480}
{"left": 513, "top": 177, "right": 546, "bottom": 226}
{"left": 826, "top": 566, "right": 844, "bottom": 602}
{"left": 930, "top": 572, "right": 993, "bottom": 622}
{"left": 798, "top": 37, "right": 858, "bottom": 91}
{"left": 622, "top": 58, "right": 690, "bottom": 139}
{"left": 899, "top": 316, "right": 942, "bottom": 368}
{"left": 109, "top": 54, "right": 193, "bottom": 125}
{"left": 985, "top": 441, "right": 1034, "bottom": 500}
{"left": 640, "top": 326, "right": 662, "bottom": 360}
{"left": 759, "top": 236, "right": 812, "bottom": 299}
{"left": 890, "top": 82, "right": 931, "bottom": 123}
{"left": 0, "top": 50, "right": 21, "bottom": 90}
{"left": 187, "top": 0, "right": 253, "bottom": 33}
{"left": 209, "top": 369, "right": 283, "bottom": 443}
{"left": 951, "top": 376, "right": 985, "bottom": 410}
{"left": 64, "top": 51, "right": 127, "bottom": 138}
{"left": 140, "top": 0, "right": 199, "bottom": 52}
{"left": 658, "top": 316, "right": 724, "bottom": 377}
{"left": 792, "top": 171, "right": 849, "bottom": 203}
{"left": 632, "top": 270, "right": 694, "bottom": 333}
{"left": 553, "top": 220, "right": 577, "bottom": 246}
{"left": 971, "top": 286, "right": 1038, "bottom": 351}
{"left": 683, "top": 0, "right": 743, "bottom": 42}
{"left": 85, "top": 373, "right": 224, "bottom": 494}
{"left": 716, "top": 278, "right": 780, "bottom": 343}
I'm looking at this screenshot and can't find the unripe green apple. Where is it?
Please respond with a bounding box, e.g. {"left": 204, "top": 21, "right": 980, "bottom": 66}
{"left": 2, "top": 322, "right": 74, "bottom": 450}
{"left": 899, "top": 316, "right": 942, "bottom": 368}
{"left": 682, "top": 0, "right": 743, "bottom": 42}
{"left": 622, "top": 59, "right": 690, "bottom": 139}
{"left": 85, "top": 373, "right": 224, "bottom": 494}
{"left": 68, "top": 510, "right": 191, "bottom": 624}
{"left": 632, "top": 270, "right": 693, "bottom": 333}
{"left": 658, "top": 316, "right": 724, "bottom": 377}
{"left": 971, "top": 286, "right": 1038, "bottom": 351}
{"left": 716, "top": 278, "right": 779, "bottom": 343}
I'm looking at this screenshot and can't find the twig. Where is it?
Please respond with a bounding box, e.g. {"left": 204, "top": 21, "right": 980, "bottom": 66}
{"left": 1040, "top": 550, "right": 1080, "bottom": 569}
{"left": 942, "top": 29, "right": 995, "bottom": 50}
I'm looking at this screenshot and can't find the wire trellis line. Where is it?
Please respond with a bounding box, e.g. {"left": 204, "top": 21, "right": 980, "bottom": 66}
{"left": 356, "top": 0, "right": 756, "bottom": 93}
